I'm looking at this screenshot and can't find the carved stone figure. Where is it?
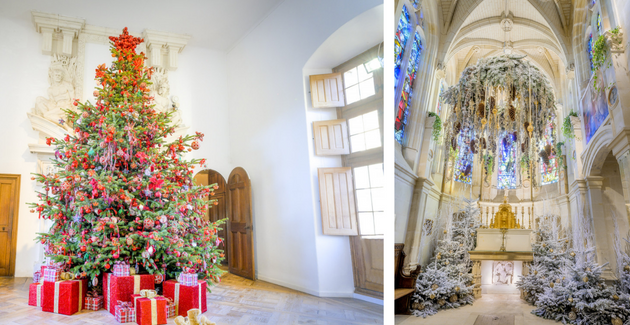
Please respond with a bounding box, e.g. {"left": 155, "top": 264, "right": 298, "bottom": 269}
{"left": 33, "top": 55, "right": 78, "bottom": 125}
{"left": 150, "top": 68, "right": 182, "bottom": 127}
{"left": 492, "top": 261, "right": 514, "bottom": 284}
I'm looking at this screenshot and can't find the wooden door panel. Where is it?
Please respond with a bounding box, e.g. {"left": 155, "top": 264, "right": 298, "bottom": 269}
{"left": 194, "top": 170, "right": 227, "bottom": 266}
{"left": 227, "top": 167, "right": 254, "bottom": 279}
{"left": 0, "top": 175, "right": 20, "bottom": 277}
{"left": 350, "top": 237, "right": 383, "bottom": 298}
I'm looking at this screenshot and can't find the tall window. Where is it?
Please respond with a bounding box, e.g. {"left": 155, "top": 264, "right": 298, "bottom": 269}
{"left": 597, "top": 13, "right": 602, "bottom": 33}
{"left": 587, "top": 33, "right": 594, "bottom": 71}
{"left": 343, "top": 64, "right": 376, "bottom": 105}
{"left": 353, "top": 163, "right": 384, "bottom": 236}
{"left": 348, "top": 110, "right": 381, "bottom": 153}
{"left": 394, "top": 5, "right": 411, "bottom": 87}
{"left": 540, "top": 124, "right": 558, "bottom": 185}
{"left": 394, "top": 31, "right": 422, "bottom": 144}
{"left": 453, "top": 133, "right": 474, "bottom": 184}
{"left": 497, "top": 133, "right": 517, "bottom": 189}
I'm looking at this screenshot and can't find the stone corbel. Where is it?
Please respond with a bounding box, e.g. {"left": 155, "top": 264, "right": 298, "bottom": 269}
{"left": 566, "top": 63, "right": 575, "bottom": 79}
{"left": 605, "top": 28, "right": 624, "bottom": 53}
{"left": 435, "top": 61, "right": 445, "bottom": 80}
{"left": 32, "top": 12, "right": 85, "bottom": 56}
{"left": 143, "top": 30, "right": 191, "bottom": 71}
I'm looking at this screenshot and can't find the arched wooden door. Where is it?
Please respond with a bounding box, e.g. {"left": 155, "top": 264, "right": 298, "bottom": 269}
{"left": 227, "top": 167, "right": 254, "bottom": 279}
{"left": 193, "top": 169, "right": 227, "bottom": 266}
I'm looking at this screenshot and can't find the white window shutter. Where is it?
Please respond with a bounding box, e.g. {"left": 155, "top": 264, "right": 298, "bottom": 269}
{"left": 318, "top": 167, "right": 358, "bottom": 236}
{"left": 310, "top": 73, "right": 345, "bottom": 108}
{"left": 313, "top": 119, "right": 350, "bottom": 155}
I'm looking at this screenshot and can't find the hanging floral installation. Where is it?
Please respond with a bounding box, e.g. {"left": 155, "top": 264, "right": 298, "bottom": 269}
{"left": 441, "top": 55, "right": 557, "bottom": 187}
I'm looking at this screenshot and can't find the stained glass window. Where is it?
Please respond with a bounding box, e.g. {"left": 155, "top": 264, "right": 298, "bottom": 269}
{"left": 453, "top": 133, "right": 474, "bottom": 184}
{"left": 588, "top": 34, "right": 594, "bottom": 71}
{"left": 597, "top": 13, "right": 602, "bottom": 33}
{"left": 497, "top": 133, "right": 517, "bottom": 189}
{"left": 394, "top": 5, "right": 411, "bottom": 87}
{"left": 411, "top": 0, "right": 420, "bottom": 9}
{"left": 540, "top": 124, "right": 558, "bottom": 185}
{"left": 394, "top": 31, "right": 422, "bottom": 144}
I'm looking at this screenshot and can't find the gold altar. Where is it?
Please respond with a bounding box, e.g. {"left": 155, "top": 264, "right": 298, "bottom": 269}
{"left": 489, "top": 198, "right": 521, "bottom": 229}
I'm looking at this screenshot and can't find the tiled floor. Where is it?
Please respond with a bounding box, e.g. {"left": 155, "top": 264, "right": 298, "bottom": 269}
{"left": 395, "top": 294, "right": 560, "bottom": 325}
{"left": 0, "top": 273, "right": 383, "bottom": 325}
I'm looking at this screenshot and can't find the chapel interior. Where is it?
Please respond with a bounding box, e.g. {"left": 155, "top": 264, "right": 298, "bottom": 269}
{"left": 395, "top": 0, "right": 630, "bottom": 323}
{"left": 0, "top": 1, "right": 384, "bottom": 324}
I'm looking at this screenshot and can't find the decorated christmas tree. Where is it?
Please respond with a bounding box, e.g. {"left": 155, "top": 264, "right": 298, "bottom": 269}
{"left": 29, "top": 28, "right": 225, "bottom": 288}
{"left": 517, "top": 214, "right": 568, "bottom": 304}
{"left": 532, "top": 212, "right": 627, "bottom": 324}
{"left": 411, "top": 198, "right": 480, "bottom": 317}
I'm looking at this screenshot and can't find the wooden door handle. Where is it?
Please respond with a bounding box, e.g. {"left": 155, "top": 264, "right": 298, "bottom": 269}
{"left": 244, "top": 226, "right": 251, "bottom": 230}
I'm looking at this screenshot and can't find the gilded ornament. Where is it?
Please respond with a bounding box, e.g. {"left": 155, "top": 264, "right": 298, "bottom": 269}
{"left": 550, "top": 249, "right": 553, "bottom": 252}
{"left": 583, "top": 276, "right": 589, "bottom": 283}
{"left": 449, "top": 294, "right": 458, "bottom": 303}
{"left": 612, "top": 317, "right": 623, "bottom": 325}
{"left": 570, "top": 252, "right": 576, "bottom": 257}
{"left": 613, "top": 294, "right": 620, "bottom": 300}
{"left": 549, "top": 282, "right": 554, "bottom": 288}
{"left": 527, "top": 125, "right": 534, "bottom": 133}
{"left": 445, "top": 261, "right": 449, "bottom": 265}
{"left": 438, "top": 299, "right": 446, "bottom": 306}
{"left": 568, "top": 297, "right": 573, "bottom": 303}
{"left": 568, "top": 311, "right": 577, "bottom": 320}
{"left": 481, "top": 117, "right": 487, "bottom": 125}
{"left": 492, "top": 108, "right": 498, "bottom": 115}
{"left": 432, "top": 284, "right": 439, "bottom": 290}
{"left": 430, "top": 294, "right": 435, "bottom": 299}
{"left": 624, "top": 265, "right": 630, "bottom": 272}
{"left": 455, "top": 286, "right": 460, "bottom": 292}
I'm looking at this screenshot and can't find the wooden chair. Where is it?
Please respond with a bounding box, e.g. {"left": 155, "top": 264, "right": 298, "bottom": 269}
{"left": 395, "top": 243, "right": 421, "bottom": 314}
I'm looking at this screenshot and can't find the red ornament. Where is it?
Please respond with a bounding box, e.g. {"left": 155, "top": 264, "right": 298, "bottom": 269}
{"left": 191, "top": 141, "right": 199, "bottom": 150}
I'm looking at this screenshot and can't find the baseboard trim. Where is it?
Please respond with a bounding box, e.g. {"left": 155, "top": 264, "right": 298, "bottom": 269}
{"left": 353, "top": 293, "right": 384, "bottom": 305}
{"left": 256, "top": 274, "right": 356, "bottom": 298}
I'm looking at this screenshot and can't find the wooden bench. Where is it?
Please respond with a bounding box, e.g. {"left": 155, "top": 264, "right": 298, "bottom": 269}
{"left": 395, "top": 243, "right": 421, "bottom": 314}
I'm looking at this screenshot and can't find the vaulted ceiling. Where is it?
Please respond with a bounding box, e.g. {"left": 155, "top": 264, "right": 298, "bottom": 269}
{"left": 439, "top": 0, "right": 575, "bottom": 89}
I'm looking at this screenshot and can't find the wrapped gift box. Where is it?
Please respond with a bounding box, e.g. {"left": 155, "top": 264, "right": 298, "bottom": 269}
{"left": 41, "top": 279, "right": 87, "bottom": 315}
{"left": 42, "top": 268, "right": 61, "bottom": 282}
{"left": 166, "top": 299, "right": 176, "bottom": 318}
{"left": 103, "top": 273, "right": 155, "bottom": 315}
{"left": 85, "top": 294, "right": 104, "bottom": 311}
{"left": 28, "top": 282, "right": 44, "bottom": 307}
{"left": 115, "top": 302, "right": 136, "bottom": 323}
{"left": 178, "top": 273, "right": 198, "bottom": 287}
{"left": 163, "top": 280, "right": 207, "bottom": 317}
{"left": 113, "top": 263, "right": 130, "bottom": 277}
{"left": 33, "top": 271, "right": 41, "bottom": 284}
{"left": 134, "top": 295, "right": 167, "bottom": 325}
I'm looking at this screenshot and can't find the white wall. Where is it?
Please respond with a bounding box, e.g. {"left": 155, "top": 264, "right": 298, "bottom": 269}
{"left": 226, "top": 0, "right": 381, "bottom": 296}
{"left": 0, "top": 14, "right": 230, "bottom": 277}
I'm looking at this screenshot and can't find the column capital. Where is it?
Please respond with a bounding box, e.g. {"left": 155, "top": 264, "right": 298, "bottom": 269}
{"left": 610, "top": 128, "right": 630, "bottom": 159}
{"left": 585, "top": 176, "right": 604, "bottom": 189}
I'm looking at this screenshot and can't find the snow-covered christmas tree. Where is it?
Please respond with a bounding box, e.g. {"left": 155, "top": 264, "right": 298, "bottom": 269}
{"left": 29, "top": 28, "right": 225, "bottom": 287}
{"left": 411, "top": 197, "right": 481, "bottom": 317}
{"left": 517, "top": 214, "right": 568, "bottom": 304}
{"left": 533, "top": 210, "right": 627, "bottom": 324}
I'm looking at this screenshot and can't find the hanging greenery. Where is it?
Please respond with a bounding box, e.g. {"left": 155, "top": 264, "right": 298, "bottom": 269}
{"left": 429, "top": 112, "right": 442, "bottom": 142}
{"left": 562, "top": 110, "right": 578, "bottom": 140}
{"left": 483, "top": 154, "right": 494, "bottom": 181}
{"left": 591, "top": 27, "right": 619, "bottom": 90}
{"left": 520, "top": 155, "right": 530, "bottom": 172}
{"left": 440, "top": 55, "right": 556, "bottom": 185}
{"left": 553, "top": 142, "right": 567, "bottom": 170}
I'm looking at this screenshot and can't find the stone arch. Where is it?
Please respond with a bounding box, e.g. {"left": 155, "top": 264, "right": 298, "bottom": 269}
{"left": 582, "top": 124, "right": 613, "bottom": 176}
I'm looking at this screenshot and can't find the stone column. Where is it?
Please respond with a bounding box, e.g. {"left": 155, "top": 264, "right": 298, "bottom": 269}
{"left": 403, "top": 176, "right": 438, "bottom": 268}
{"left": 585, "top": 176, "right": 611, "bottom": 271}
{"left": 416, "top": 115, "right": 436, "bottom": 180}
{"left": 472, "top": 260, "right": 482, "bottom": 298}
{"left": 611, "top": 132, "right": 630, "bottom": 223}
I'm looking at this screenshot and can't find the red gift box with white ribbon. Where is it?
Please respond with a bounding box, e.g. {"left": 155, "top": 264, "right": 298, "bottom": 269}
{"left": 103, "top": 273, "right": 155, "bottom": 315}
{"left": 41, "top": 278, "right": 87, "bottom": 315}
{"left": 28, "top": 282, "right": 43, "bottom": 307}
{"left": 162, "top": 279, "right": 207, "bottom": 317}
{"left": 131, "top": 290, "right": 167, "bottom": 325}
